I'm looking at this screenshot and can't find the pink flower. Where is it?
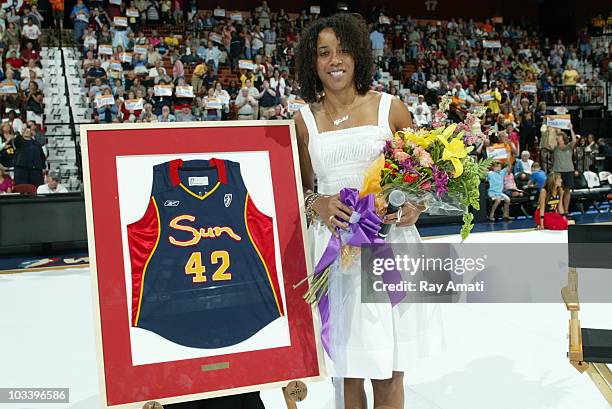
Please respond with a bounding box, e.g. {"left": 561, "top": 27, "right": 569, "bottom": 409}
{"left": 394, "top": 150, "right": 410, "bottom": 162}
{"left": 414, "top": 147, "right": 434, "bottom": 167}
{"left": 420, "top": 181, "right": 432, "bottom": 190}
{"left": 390, "top": 137, "right": 404, "bottom": 149}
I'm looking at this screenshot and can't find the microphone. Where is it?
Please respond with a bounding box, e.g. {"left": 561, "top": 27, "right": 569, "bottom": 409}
{"left": 378, "top": 190, "right": 406, "bottom": 239}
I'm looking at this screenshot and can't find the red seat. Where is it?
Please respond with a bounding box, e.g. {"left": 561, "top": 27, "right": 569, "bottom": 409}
{"left": 13, "top": 184, "right": 37, "bottom": 195}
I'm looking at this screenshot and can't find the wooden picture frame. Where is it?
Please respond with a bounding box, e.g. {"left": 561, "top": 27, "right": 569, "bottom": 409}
{"left": 81, "top": 121, "right": 323, "bottom": 408}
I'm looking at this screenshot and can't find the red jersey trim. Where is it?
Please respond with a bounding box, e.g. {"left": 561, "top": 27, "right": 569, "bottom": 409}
{"left": 127, "top": 197, "right": 161, "bottom": 326}
{"left": 168, "top": 158, "right": 227, "bottom": 187}
{"left": 244, "top": 193, "right": 284, "bottom": 316}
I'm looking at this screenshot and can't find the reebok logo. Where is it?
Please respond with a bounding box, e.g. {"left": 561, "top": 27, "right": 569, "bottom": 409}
{"left": 164, "top": 200, "right": 180, "bottom": 207}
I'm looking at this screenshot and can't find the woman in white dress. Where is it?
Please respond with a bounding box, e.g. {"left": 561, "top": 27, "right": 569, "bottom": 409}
{"left": 294, "top": 14, "right": 442, "bottom": 409}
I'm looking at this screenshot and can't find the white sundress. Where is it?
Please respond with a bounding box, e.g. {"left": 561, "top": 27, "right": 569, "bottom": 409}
{"left": 300, "top": 92, "right": 445, "bottom": 383}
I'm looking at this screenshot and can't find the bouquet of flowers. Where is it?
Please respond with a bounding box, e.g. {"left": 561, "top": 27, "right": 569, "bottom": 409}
{"left": 303, "top": 97, "right": 491, "bottom": 311}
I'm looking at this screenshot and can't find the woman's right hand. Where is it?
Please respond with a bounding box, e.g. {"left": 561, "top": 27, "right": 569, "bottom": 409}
{"left": 312, "top": 194, "right": 353, "bottom": 236}
{"left": 537, "top": 224, "right": 544, "bottom": 230}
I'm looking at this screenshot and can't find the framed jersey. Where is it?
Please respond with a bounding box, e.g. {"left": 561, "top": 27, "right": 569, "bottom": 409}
{"left": 81, "top": 121, "right": 322, "bottom": 408}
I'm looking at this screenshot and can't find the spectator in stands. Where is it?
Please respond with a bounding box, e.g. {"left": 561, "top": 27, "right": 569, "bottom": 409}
{"left": 411, "top": 66, "right": 426, "bottom": 83}
{"left": 51, "top": 0, "right": 65, "bottom": 30}
{"left": 140, "top": 103, "right": 157, "bottom": 122}
{"left": 191, "top": 60, "right": 206, "bottom": 94}
{"left": 503, "top": 170, "right": 525, "bottom": 198}
{"left": 21, "top": 42, "right": 41, "bottom": 63}
{"left": 258, "top": 79, "right": 277, "bottom": 120}
{"left": 0, "top": 163, "right": 14, "bottom": 193}
{"left": 70, "top": 0, "right": 90, "bottom": 44}
{"left": 535, "top": 172, "right": 568, "bottom": 230}
{"left": 514, "top": 151, "right": 533, "bottom": 174}
{"left": 21, "top": 18, "right": 41, "bottom": 50}
{"left": 552, "top": 126, "right": 577, "bottom": 217}
{"left": 158, "top": 105, "right": 176, "bottom": 122}
{"left": 175, "top": 106, "right": 194, "bottom": 122}
{"left": 407, "top": 26, "right": 420, "bottom": 61}
{"left": 369, "top": 25, "right": 384, "bottom": 61}
{"left": 562, "top": 63, "right": 579, "bottom": 86}
{"left": 12, "top": 127, "right": 45, "bottom": 187}
{"left": 202, "top": 87, "right": 221, "bottom": 121}
{"left": 87, "top": 60, "right": 107, "bottom": 85}
{"left": 235, "top": 87, "right": 258, "bottom": 120}
{"left": 411, "top": 105, "right": 429, "bottom": 127}
{"left": 268, "top": 104, "right": 286, "bottom": 120}
{"left": 597, "top": 137, "right": 612, "bottom": 171}
{"left": 263, "top": 23, "right": 277, "bottom": 57}
{"left": 213, "top": 82, "right": 231, "bottom": 119}
{"left": 487, "top": 161, "right": 512, "bottom": 221}
{"left": 528, "top": 162, "right": 547, "bottom": 192}
{"left": 37, "top": 171, "right": 68, "bottom": 194}
{"left": 0, "top": 124, "right": 16, "bottom": 168}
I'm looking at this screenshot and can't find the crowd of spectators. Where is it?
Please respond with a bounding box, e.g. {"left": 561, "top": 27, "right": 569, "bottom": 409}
{"left": 3, "top": 0, "right": 609, "bottom": 203}
{"left": 0, "top": 1, "right": 49, "bottom": 193}
{"left": 75, "top": 0, "right": 308, "bottom": 125}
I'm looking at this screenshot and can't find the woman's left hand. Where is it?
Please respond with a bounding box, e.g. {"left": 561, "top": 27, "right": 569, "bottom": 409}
{"left": 382, "top": 202, "right": 426, "bottom": 227}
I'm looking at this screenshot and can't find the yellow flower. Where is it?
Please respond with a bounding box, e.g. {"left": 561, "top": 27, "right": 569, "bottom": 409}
{"left": 436, "top": 124, "right": 471, "bottom": 178}
{"left": 399, "top": 130, "right": 437, "bottom": 148}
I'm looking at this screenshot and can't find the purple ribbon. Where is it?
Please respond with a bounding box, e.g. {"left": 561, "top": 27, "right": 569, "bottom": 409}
{"left": 314, "top": 188, "right": 406, "bottom": 355}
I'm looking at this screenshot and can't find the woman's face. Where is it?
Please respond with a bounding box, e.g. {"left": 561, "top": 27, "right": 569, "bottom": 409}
{"left": 315, "top": 28, "right": 355, "bottom": 94}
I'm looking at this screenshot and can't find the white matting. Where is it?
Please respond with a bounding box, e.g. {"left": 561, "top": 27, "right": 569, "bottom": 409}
{"left": 0, "top": 229, "right": 610, "bottom": 409}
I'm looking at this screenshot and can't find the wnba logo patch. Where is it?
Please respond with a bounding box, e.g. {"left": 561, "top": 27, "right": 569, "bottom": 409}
{"left": 224, "top": 194, "right": 232, "bottom": 207}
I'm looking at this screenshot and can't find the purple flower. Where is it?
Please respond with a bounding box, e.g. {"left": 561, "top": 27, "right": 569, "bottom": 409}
{"left": 383, "top": 140, "right": 394, "bottom": 155}
{"left": 432, "top": 165, "right": 449, "bottom": 198}
{"left": 400, "top": 157, "right": 416, "bottom": 173}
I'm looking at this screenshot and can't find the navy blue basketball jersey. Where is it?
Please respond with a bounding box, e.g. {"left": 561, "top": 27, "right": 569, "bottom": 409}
{"left": 127, "top": 158, "right": 284, "bottom": 348}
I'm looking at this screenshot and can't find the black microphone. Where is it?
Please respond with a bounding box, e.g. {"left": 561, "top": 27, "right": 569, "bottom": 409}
{"left": 378, "top": 190, "right": 406, "bottom": 238}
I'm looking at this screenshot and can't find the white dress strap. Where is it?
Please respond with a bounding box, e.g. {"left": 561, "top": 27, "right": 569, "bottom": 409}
{"left": 299, "top": 105, "right": 320, "bottom": 139}
{"left": 377, "top": 92, "right": 394, "bottom": 136}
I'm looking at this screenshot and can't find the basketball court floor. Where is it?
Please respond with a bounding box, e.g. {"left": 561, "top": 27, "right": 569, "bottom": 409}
{"left": 1, "top": 224, "right": 611, "bottom": 409}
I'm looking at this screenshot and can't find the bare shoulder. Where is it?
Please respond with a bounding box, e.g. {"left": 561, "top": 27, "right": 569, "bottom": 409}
{"left": 388, "top": 94, "right": 412, "bottom": 132}
{"left": 292, "top": 109, "right": 309, "bottom": 145}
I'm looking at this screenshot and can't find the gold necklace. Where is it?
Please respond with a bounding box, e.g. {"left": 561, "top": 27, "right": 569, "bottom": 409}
{"left": 323, "top": 95, "right": 358, "bottom": 127}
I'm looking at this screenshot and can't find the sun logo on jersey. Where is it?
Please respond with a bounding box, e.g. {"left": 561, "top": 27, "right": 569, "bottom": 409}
{"left": 224, "top": 193, "right": 232, "bottom": 208}
{"left": 169, "top": 215, "right": 242, "bottom": 246}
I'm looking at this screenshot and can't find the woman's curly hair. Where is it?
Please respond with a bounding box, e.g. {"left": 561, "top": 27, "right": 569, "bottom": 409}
{"left": 295, "top": 13, "right": 374, "bottom": 103}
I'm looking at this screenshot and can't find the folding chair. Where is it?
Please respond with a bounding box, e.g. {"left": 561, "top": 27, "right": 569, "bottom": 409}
{"left": 562, "top": 225, "right": 612, "bottom": 405}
